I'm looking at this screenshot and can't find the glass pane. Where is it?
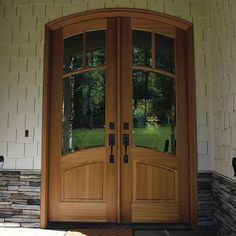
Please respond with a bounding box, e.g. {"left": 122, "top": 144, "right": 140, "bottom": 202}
{"left": 133, "top": 30, "right": 152, "bottom": 67}
{"left": 133, "top": 70, "right": 176, "bottom": 154}
{"left": 86, "top": 30, "right": 105, "bottom": 67}
{"left": 156, "top": 34, "right": 175, "bottom": 73}
{"left": 62, "top": 69, "right": 105, "bottom": 155}
{"left": 63, "top": 34, "right": 83, "bottom": 73}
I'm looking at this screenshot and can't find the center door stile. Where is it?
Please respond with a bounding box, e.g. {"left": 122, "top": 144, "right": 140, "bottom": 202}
{"left": 119, "top": 17, "right": 133, "bottom": 223}
{"left": 106, "top": 17, "right": 118, "bottom": 222}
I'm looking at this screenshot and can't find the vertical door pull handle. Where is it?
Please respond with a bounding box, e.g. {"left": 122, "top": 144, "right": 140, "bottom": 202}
{"left": 109, "top": 134, "right": 115, "bottom": 146}
{"left": 123, "top": 134, "right": 129, "bottom": 163}
{"left": 123, "top": 134, "right": 129, "bottom": 146}
{"left": 109, "top": 134, "right": 115, "bottom": 163}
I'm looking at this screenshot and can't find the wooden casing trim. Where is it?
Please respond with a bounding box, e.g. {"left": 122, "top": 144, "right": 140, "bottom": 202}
{"left": 41, "top": 8, "right": 197, "bottom": 228}
{"left": 41, "top": 26, "right": 52, "bottom": 228}
{"left": 46, "top": 8, "right": 191, "bottom": 31}
{"left": 186, "top": 25, "right": 197, "bottom": 229}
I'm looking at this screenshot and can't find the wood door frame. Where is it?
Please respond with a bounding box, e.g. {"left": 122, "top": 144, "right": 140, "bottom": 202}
{"left": 41, "top": 8, "right": 197, "bottom": 229}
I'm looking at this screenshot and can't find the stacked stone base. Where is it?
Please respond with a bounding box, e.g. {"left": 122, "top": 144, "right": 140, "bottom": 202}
{"left": 197, "top": 172, "right": 236, "bottom": 235}
{"left": 0, "top": 170, "right": 235, "bottom": 234}
{"left": 0, "top": 171, "right": 40, "bottom": 228}
{"left": 197, "top": 172, "right": 214, "bottom": 229}
{"left": 212, "top": 174, "right": 236, "bottom": 236}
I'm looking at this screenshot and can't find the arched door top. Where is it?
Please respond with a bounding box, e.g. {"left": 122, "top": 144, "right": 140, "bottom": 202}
{"left": 41, "top": 8, "right": 197, "bottom": 229}
{"left": 46, "top": 8, "right": 192, "bottom": 31}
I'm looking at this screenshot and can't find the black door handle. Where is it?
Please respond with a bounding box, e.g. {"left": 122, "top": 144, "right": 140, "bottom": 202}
{"left": 108, "top": 134, "right": 115, "bottom": 163}
{"left": 123, "top": 134, "right": 129, "bottom": 163}
{"left": 109, "top": 134, "right": 115, "bottom": 146}
{"left": 123, "top": 134, "right": 129, "bottom": 146}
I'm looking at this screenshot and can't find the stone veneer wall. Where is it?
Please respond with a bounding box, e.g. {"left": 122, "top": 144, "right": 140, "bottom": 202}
{"left": 0, "top": 170, "right": 40, "bottom": 228}
{"left": 197, "top": 172, "right": 214, "bottom": 229}
{"left": 0, "top": 170, "right": 235, "bottom": 234}
{"left": 212, "top": 173, "right": 236, "bottom": 236}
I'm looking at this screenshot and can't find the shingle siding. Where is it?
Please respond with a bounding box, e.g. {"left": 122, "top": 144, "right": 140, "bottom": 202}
{"left": 208, "top": 0, "right": 236, "bottom": 179}
{"left": 0, "top": 0, "right": 212, "bottom": 172}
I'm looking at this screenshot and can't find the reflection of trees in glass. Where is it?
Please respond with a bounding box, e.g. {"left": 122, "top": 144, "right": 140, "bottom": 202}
{"left": 156, "top": 52, "right": 175, "bottom": 73}
{"left": 156, "top": 34, "right": 175, "bottom": 73}
{"left": 72, "top": 70, "right": 105, "bottom": 130}
{"left": 86, "top": 30, "right": 105, "bottom": 67}
{"left": 62, "top": 70, "right": 105, "bottom": 154}
{"left": 132, "top": 30, "right": 152, "bottom": 67}
{"left": 63, "top": 30, "right": 105, "bottom": 73}
{"left": 133, "top": 47, "right": 152, "bottom": 67}
{"left": 133, "top": 71, "right": 176, "bottom": 154}
{"left": 63, "top": 33, "right": 83, "bottom": 73}
{"left": 86, "top": 48, "right": 105, "bottom": 67}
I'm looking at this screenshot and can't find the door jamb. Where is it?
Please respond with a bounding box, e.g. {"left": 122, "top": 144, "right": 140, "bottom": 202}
{"left": 41, "top": 8, "right": 197, "bottom": 229}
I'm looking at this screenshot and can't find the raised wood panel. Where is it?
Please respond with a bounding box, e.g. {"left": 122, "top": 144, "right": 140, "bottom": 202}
{"left": 59, "top": 202, "right": 106, "bottom": 222}
{"left": 62, "top": 162, "right": 104, "bottom": 200}
{"left": 132, "top": 203, "right": 179, "bottom": 222}
{"left": 132, "top": 147, "right": 178, "bottom": 169}
{"left": 61, "top": 147, "right": 106, "bottom": 169}
{"left": 135, "top": 162, "right": 177, "bottom": 201}
{"left": 131, "top": 18, "right": 175, "bottom": 38}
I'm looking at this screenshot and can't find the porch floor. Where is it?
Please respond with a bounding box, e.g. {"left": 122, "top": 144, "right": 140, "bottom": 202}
{"left": 0, "top": 228, "right": 216, "bottom": 236}
{"left": 135, "top": 230, "right": 216, "bottom": 236}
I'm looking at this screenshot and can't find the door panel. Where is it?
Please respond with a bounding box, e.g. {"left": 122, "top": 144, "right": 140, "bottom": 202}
{"left": 48, "top": 16, "right": 191, "bottom": 224}
{"left": 132, "top": 204, "right": 179, "bottom": 222}
{"left": 49, "top": 19, "right": 117, "bottom": 222}
{"left": 62, "top": 161, "right": 104, "bottom": 200}
{"left": 134, "top": 162, "right": 177, "bottom": 200}
{"left": 121, "top": 19, "right": 189, "bottom": 223}
{"left": 58, "top": 202, "right": 107, "bottom": 222}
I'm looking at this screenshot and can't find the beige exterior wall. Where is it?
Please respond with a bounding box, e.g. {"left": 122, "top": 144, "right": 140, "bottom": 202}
{"left": 207, "top": 0, "right": 236, "bottom": 179}
{"left": 0, "top": 0, "right": 212, "bottom": 172}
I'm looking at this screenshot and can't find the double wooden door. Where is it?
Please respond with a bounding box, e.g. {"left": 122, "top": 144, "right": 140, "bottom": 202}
{"left": 48, "top": 16, "right": 190, "bottom": 223}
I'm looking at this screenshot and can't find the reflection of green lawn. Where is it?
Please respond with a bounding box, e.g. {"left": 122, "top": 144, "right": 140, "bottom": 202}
{"left": 133, "top": 126, "right": 171, "bottom": 151}
{"left": 72, "top": 126, "right": 171, "bottom": 151}
{"left": 72, "top": 128, "right": 105, "bottom": 150}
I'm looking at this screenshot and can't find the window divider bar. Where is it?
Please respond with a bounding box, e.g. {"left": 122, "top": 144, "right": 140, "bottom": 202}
{"left": 83, "top": 32, "right": 87, "bottom": 68}
{"left": 62, "top": 65, "right": 106, "bottom": 78}
{"left": 132, "top": 66, "right": 175, "bottom": 78}
{"left": 152, "top": 32, "right": 156, "bottom": 70}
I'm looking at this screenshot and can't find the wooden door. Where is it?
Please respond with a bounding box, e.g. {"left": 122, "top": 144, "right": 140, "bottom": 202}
{"left": 48, "top": 15, "right": 191, "bottom": 224}
{"left": 119, "top": 18, "right": 190, "bottom": 223}
{"left": 49, "top": 18, "right": 118, "bottom": 222}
